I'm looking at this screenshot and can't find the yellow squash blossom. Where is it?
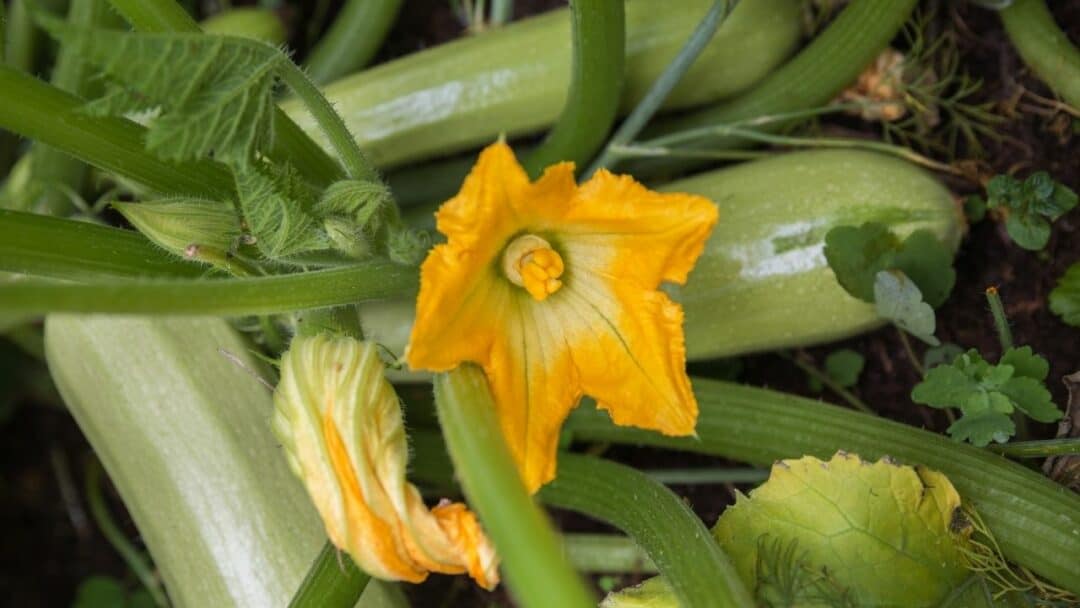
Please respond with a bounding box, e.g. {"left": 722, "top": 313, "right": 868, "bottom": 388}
{"left": 273, "top": 334, "right": 499, "bottom": 589}
{"left": 406, "top": 142, "right": 718, "bottom": 492}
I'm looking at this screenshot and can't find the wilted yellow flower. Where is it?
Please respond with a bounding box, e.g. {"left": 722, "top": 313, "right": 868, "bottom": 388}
{"left": 273, "top": 334, "right": 499, "bottom": 589}
{"left": 406, "top": 142, "right": 718, "bottom": 492}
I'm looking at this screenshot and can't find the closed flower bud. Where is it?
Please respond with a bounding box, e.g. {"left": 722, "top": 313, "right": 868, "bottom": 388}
{"left": 113, "top": 198, "right": 243, "bottom": 257}
{"left": 273, "top": 334, "right": 499, "bottom": 589}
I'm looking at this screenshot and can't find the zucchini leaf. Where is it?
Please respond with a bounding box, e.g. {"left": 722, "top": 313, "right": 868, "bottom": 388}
{"left": 35, "top": 13, "right": 286, "bottom": 166}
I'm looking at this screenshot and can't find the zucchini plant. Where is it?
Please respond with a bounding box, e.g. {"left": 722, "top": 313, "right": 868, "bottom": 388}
{"left": 2, "top": 0, "right": 1079, "bottom": 607}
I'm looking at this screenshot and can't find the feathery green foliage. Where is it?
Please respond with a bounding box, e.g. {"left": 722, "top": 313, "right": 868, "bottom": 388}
{"left": 234, "top": 165, "right": 329, "bottom": 261}
{"left": 36, "top": 13, "right": 286, "bottom": 167}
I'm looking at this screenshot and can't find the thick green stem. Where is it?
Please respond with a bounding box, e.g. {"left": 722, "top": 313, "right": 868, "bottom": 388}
{"left": 639, "top": 0, "right": 916, "bottom": 173}
{"left": 305, "top": 0, "right": 404, "bottom": 86}
{"left": 29, "top": 0, "right": 112, "bottom": 216}
{"left": 522, "top": 0, "right": 624, "bottom": 176}
{"left": 988, "top": 438, "right": 1080, "bottom": 458}
{"left": 0, "top": 262, "right": 417, "bottom": 315}
{"left": 0, "top": 209, "right": 203, "bottom": 279}
{"left": 0, "top": 65, "right": 235, "bottom": 199}
{"left": 565, "top": 378, "right": 1080, "bottom": 593}
{"left": 1000, "top": 0, "right": 1080, "bottom": 109}
{"left": 586, "top": 0, "right": 730, "bottom": 176}
{"left": 107, "top": 0, "right": 345, "bottom": 187}
{"left": 433, "top": 365, "right": 594, "bottom": 608}
{"left": 278, "top": 64, "right": 378, "bottom": 182}
{"left": 540, "top": 454, "right": 754, "bottom": 608}
{"left": 563, "top": 534, "right": 656, "bottom": 573}
{"left": 986, "top": 286, "right": 1014, "bottom": 351}
{"left": 287, "top": 541, "right": 369, "bottom": 608}
{"left": 86, "top": 459, "right": 170, "bottom": 607}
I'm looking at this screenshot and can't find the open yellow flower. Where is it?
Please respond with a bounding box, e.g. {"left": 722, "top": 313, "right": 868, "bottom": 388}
{"left": 406, "top": 142, "right": 718, "bottom": 492}
{"left": 273, "top": 334, "right": 499, "bottom": 589}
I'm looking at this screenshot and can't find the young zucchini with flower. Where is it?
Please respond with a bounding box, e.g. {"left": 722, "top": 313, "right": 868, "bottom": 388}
{"left": 407, "top": 141, "right": 718, "bottom": 492}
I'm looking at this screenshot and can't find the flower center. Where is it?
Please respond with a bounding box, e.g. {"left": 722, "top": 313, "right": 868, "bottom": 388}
{"left": 501, "top": 234, "right": 564, "bottom": 301}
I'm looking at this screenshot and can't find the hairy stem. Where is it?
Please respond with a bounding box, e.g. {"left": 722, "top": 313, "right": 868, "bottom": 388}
{"left": 287, "top": 541, "right": 369, "bottom": 608}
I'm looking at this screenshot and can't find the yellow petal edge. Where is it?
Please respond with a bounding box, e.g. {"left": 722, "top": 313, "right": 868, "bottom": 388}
{"left": 273, "top": 334, "right": 499, "bottom": 589}
{"left": 407, "top": 142, "right": 718, "bottom": 492}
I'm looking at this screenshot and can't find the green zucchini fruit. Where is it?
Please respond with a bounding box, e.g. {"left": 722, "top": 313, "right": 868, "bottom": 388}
{"left": 44, "top": 316, "right": 403, "bottom": 607}
{"left": 283, "top": 0, "right": 802, "bottom": 169}
{"left": 363, "top": 150, "right": 961, "bottom": 363}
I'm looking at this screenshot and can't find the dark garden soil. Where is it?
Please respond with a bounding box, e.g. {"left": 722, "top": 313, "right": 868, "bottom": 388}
{"left": 0, "top": 1, "right": 1077, "bottom": 606}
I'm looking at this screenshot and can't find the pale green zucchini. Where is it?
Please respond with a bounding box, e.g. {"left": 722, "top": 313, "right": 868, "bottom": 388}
{"left": 362, "top": 150, "right": 961, "bottom": 363}
{"left": 283, "top": 0, "right": 802, "bottom": 169}
{"left": 44, "top": 316, "right": 403, "bottom": 607}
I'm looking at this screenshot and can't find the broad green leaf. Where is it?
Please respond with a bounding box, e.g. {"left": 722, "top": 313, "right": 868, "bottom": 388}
{"left": 912, "top": 365, "right": 975, "bottom": 408}
{"left": 823, "top": 223, "right": 899, "bottom": 302}
{"left": 234, "top": 165, "right": 329, "bottom": 260}
{"left": 946, "top": 410, "right": 1014, "bottom": 446}
{"left": 998, "top": 346, "right": 1049, "bottom": 381}
{"left": 1050, "top": 263, "right": 1080, "bottom": 327}
{"left": 824, "top": 349, "right": 864, "bottom": 388}
{"left": 874, "top": 270, "right": 939, "bottom": 345}
{"left": 1004, "top": 213, "right": 1050, "bottom": 251}
{"left": 998, "top": 377, "right": 1060, "bottom": 423}
{"left": 890, "top": 231, "right": 955, "bottom": 307}
{"left": 36, "top": 15, "right": 285, "bottom": 166}
{"left": 824, "top": 223, "right": 954, "bottom": 308}
{"left": 712, "top": 452, "right": 973, "bottom": 607}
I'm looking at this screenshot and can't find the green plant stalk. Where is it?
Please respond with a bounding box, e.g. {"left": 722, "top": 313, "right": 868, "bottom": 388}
{"left": 586, "top": 0, "right": 730, "bottom": 176}
{"left": 640, "top": 0, "right": 917, "bottom": 173}
{"left": 107, "top": 0, "right": 345, "bottom": 187}
{"left": 0, "top": 209, "right": 204, "bottom": 279}
{"left": 0, "top": 262, "right": 417, "bottom": 315}
{"left": 287, "top": 542, "right": 369, "bottom": 608}
{"left": 433, "top": 365, "right": 594, "bottom": 608}
{"left": 646, "top": 468, "right": 768, "bottom": 485}
{"left": 565, "top": 378, "right": 1080, "bottom": 593}
{"left": 988, "top": 438, "right": 1080, "bottom": 458}
{"left": 0, "top": 64, "right": 235, "bottom": 200}
{"left": 521, "top": 0, "right": 624, "bottom": 176}
{"left": 86, "top": 459, "right": 169, "bottom": 607}
{"left": 305, "top": 0, "right": 404, "bottom": 86}
{"left": 563, "top": 534, "right": 656, "bottom": 573}
{"left": 29, "top": 0, "right": 111, "bottom": 216}
{"left": 540, "top": 454, "right": 754, "bottom": 607}
{"left": 779, "top": 351, "right": 873, "bottom": 414}
{"left": 986, "top": 287, "right": 1014, "bottom": 350}
{"left": 1000, "top": 0, "right": 1080, "bottom": 109}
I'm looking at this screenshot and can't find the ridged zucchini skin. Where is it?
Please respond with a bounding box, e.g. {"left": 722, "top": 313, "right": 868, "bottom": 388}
{"left": 283, "top": 0, "right": 801, "bottom": 169}
{"left": 362, "top": 150, "right": 961, "bottom": 364}
{"left": 44, "top": 316, "right": 401, "bottom": 607}
{"left": 668, "top": 149, "right": 961, "bottom": 359}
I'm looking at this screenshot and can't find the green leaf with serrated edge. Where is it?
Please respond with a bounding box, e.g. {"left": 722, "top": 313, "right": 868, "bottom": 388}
{"left": 891, "top": 231, "right": 956, "bottom": 307}
{"left": 234, "top": 164, "right": 328, "bottom": 260}
{"left": 1005, "top": 213, "right": 1051, "bottom": 251}
{"left": 875, "top": 270, "right": 939, "bottom": 346}
{"left": 1050, "top": 263, "right": 1080, "bottom": 327}
{"left": 824, "top": 349, "right": 864, "bottom": 388}
{"left": 712, "top": 453, "right": 973, "bottom": 607}
{"left": 35, "top": 14, "right": 284, "bottom": 166}
{"left": 998, "top": 346, "right": 1049, "bottom": 381}
{"left": 912, "top": 365, "right": 975, "bottom": 409}
{"left": 946, "top": 410, "right": 1014, "bottom": 446}
{"left": 924, "top": 343, "right": 963, "bottom": 370}
{"left": 823, "top": 223, "right": 899, "bottom": 302}
{"left": 998, "top": 377, "right": 1061, "bottom": 423}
